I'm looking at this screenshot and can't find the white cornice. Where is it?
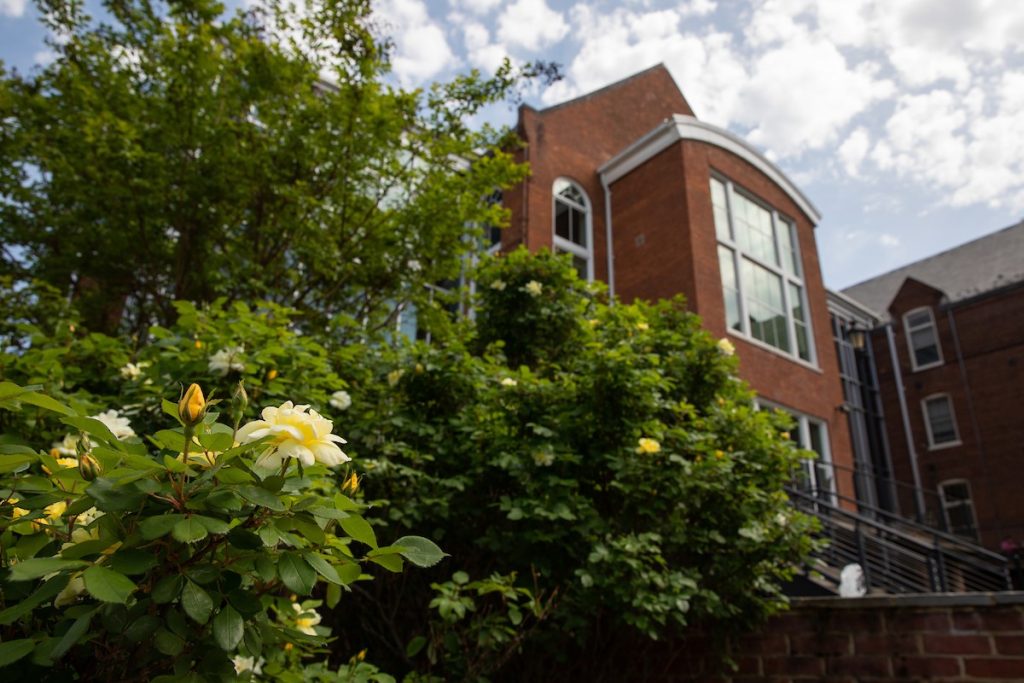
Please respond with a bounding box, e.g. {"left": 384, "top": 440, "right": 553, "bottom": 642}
{"left": 597, "top": 115, "right": 822, "bottom": 225}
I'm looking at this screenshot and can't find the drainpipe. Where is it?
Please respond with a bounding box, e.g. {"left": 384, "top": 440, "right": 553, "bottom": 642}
{"left": 601, "top": 174, "right": 615, "bottom": 301}
{"left": 886, "top": 323, "right": 927, "bottom": 522}
{"left": 946, "top": 307, "right": 1002, "bottom": 540}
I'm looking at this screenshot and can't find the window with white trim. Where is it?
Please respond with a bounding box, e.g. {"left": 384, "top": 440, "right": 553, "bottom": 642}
{"left": 922, "top": 394, "right": 960, "bottom": 449}
{"left": 711, "top": 177, "right": 812, "bottom": 362}
{"left": 552, "top": 178, "right": 593, "bottom": 280}
{"left": 904, "top": 307, "right": 942, "bottom": 371}
{"left": 938, "top": 480, "right": 978, "bottom": 539}
{"left": 759, "top": 401, "right": 836, "bottom": 505}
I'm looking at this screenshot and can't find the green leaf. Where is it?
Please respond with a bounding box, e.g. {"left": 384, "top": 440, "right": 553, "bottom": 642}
{"left": 154, "top": 430, "right": 187, "bottom": 453}
{"left": 227, "top": 527, "right": 262, "bottom": 550}
{"left": 242, "top": 625, "right": 263, "bottom": 658}
{"left": 51, "top": 610, "right": 95, "bottom": 660}
{"left": 8, "top": 558, "right": 88, "bottom": 582}
{"left": 194, "top": 515, "right": 230, "bottom": 535}
{"left": 17, "top": 391, "right": 75, "bottom": 416}
{"left": 83, "top": 566, "right": 137, "bottom": 603}
{"left": 369, "top": 554, "right": 403, "bottom": 572}
{"left": 337, "top": 562, "right": 362, "bottom": 585}
{"left": 237, "top": 486, "right": 285, "bottom": 511}
{"left": 139, "top": 514, "right": 185, "bottom": 540}
{"left": 278, "top": 552, "right": 316, "bottom": 595}
{"left": 85, "top": 477, "right": 146, "bottom": 512}
{"left": 198, "top": 431, "right": 233, "bottom": 452}
{"left": 308, "top": 506, "right": 350, "bottom": 520}
{"left": 227, "top": 590, "right": 263, "bottom": 618}
{"left": 172, "top": 518, "right": 209, "bottom": 544}
{"left": 107, "top": 549, "right": 158, "bottom": 575}
{"left": 0, "top": 453, "right": 36, "bottom": 473}
{"left": 302, "top": 552, "right": 342, "bottom": 585}
{"left": 406, "top": 635, "right": 427, "bottom": 658}
{"left": 162, "top": 398, "right": 184, "bottom": 425}
{"left": 340, "top": 515, "right": 378, "bottom": 549}
{"left": 325, "top": 582, "right": 341, "bottom": 609}
{"left": 61, "top": 416, "right": 121, "bottom": 447}
{"left": 254, "top": 556, "right": 276, "bottom": 582}
{"left": 394, "top": 536, "right": 447, "bottom": 568}
{"left": 152, "top": 575, "right": 184, "bottom": 604}
{"left": 163, "top": 454, "right": 188, "bottom": 473}
{"left": 0, "top": 574, "right": 69, "bottom": 624}
{"left": 0, "top": 639, "right": 35, "bottom": 668}
{"left": 182, "top": 581, "right": 214, "bottom": 625}
{"left": 212, "top": 606, "right": 244, "bottom": 651}
{"left": 124, "top": 614, "right": 161, "bottom": 642}
{"left": 155, "top": 628, "right": 186, "bottom": 656}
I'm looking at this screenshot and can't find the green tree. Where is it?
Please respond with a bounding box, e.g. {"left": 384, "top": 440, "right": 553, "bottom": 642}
{"left": 0, "top": 0, "right": 544, "bottom": 337}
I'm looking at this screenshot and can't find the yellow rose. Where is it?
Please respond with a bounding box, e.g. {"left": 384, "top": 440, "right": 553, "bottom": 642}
{"left": 635, "top": 438, "right": 661, "bottom": 455}
{"left": 178, "top": 383, "right": 207, "bottom": 427}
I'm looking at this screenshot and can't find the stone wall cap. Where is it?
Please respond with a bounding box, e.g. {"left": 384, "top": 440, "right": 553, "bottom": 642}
{"left": 792, "top": 591, "right": 1024, "bottom": 609}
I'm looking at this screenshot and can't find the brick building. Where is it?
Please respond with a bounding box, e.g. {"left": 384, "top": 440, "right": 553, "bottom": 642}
{"left": 842, "top": 221, "right": 1024, "bottom": 550}
{"left": 500, "top": 64, "right": 857, "bottom": 508}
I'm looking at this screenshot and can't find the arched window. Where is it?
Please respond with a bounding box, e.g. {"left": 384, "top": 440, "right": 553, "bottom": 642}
{"left": 552, "top": 178, "right": 593, "bottom": 280}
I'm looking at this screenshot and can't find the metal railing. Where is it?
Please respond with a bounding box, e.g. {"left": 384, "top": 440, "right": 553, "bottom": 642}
{"left": 788, "top": 486, "right": 1011, "bottom": 594}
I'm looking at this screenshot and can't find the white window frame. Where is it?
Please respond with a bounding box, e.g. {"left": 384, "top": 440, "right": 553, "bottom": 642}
{"left": 938, "top": 479, "right": 978, "bottom": 540}
{"left": 552, "top": 177, "right": 594, "bottom": 281}
{"left": 758, "top": 401, "right": 836, "bottom": 505}
{"left": 921, "top": 393, "right": 961, "bottom": 450}
{"left": 903, "top": 306, "right": 943, "bottom": 371}
{"left": 712, "top": 176, "right": 816, "bottom": 368}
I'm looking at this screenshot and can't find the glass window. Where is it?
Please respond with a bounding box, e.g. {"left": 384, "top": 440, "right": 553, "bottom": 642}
{"left": 903, "top": 307, "right": 942, "bottom": 370}
{"left": 552, "top": 178, "right": 592, "bottom": 280}
{"left": 711, "top": 177, "right": 812, "bottom": 362}
{"left": 762, "top": 402, "right": 835, "bottom": 506}
{"left": 939, "top": 480, "right": 978, "bottom": 539}
{"left": 923, "top": 394, "right": 960, "bottom": 448}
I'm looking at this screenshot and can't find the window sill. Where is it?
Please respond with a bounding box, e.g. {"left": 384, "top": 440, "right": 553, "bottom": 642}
{"left": 927, "top": 440, "right": 962, "bottom": 452}
{"left": 726, "top": 329, "right": 822, "bottom": 373}
{"left": 911, "top": 360, "right": 944, "bottom": 372}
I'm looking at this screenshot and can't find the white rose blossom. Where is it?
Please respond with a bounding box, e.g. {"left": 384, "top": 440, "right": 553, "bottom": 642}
{"left": 232, "top": 655, "right": 264, "bottom": 675}
{"left": 329, "top": 390, "right": 352, "bottom": 411}
{"left": 523, "top": 280, "right": 543, "bottom": 297}
{"left": 92, "top": 410, "right": 136, "bottom": 440}
{"left": 291, "top": 603, "right": 322, "bottom": 635}
{"left": 208, "top": 346, "right": 246, "bottom": 376}
{"left": 237, "top": 401, "right": 349, "bottom": 469}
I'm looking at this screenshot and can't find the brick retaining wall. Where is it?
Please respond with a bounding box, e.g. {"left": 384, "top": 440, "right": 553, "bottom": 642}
{"left": 677, "top": 593, "right": 1024, "bottom": 682}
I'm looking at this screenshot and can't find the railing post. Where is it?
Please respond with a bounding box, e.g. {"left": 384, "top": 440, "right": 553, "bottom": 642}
{"left": 933, "top": 536, "right": 948, "bottom": 592}
{"left": 856, "top": 519, "right": 871, "bottom": 592}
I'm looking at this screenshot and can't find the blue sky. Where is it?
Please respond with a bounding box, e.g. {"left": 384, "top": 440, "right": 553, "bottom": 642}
{"left": 3, "top": 0, "right": 1023, "bottom": 290}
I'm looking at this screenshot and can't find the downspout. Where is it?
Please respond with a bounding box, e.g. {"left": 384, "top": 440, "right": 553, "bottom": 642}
{"left": 946, "top": 306, "right": 1002, "bottom": 539}
{"left": 886, "top": 323, "right": 927, "bottom": 522}
{"left": 601, "top": 173, "right": 615, "bottom": 301}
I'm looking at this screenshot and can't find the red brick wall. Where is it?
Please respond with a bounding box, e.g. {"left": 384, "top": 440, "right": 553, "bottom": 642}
{"left": 872, "top": 280, "right": 1024, "bottom": 548}
{"left": 673, "top": 595, "right": 1024, "bottom": 681}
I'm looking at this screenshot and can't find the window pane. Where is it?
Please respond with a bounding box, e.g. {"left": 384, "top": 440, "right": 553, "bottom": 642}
{"left": 711, "top": 178, "right": 731, "bottom": 240}
{"left": 733, "top": 192, "right": 778, "bottom": 266}
{"left": 742, "top": 259, "right": 789, "bottom": 351}
{"left": 555, "top": 201, "right": 571, "bottom": 241}
{"left": 925, "top": 397, "right": 958, "bottom": 444}
{"left": 571, "top": 206, "right": 586, "bottom": 247}
{"left": 718, "top": 246, "right": 742, "bottom": 331}
{"left": 906, "top": 310, "right": 932, "bottom": 328}
{"left": 911, "top": 328, "right": 940, "bottom": 366}
{"left": 777, "top": 217, "right": 800, "bottom": 275}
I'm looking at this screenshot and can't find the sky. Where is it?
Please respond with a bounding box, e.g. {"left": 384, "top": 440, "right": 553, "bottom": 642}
{"left": 3, "top": 0, "right": 1023, "bottom": 290}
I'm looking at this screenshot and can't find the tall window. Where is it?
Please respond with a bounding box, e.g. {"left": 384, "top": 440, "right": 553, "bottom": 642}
{"left": 711, "top": 177, "right": 812, "bottom": 362}
{"left": 903, "top": 307, "right": 942, "bottom": 371}
{"left": 760, "top": 402, "right": 836, "bottom": 505}
{"left": 939, "top": 480, "right": 978, "bottom": 539}
{"left": 552, "top": 178, "right": 593, "bottom": 280}
{"left": 922, "top": 394, "right": 960, "bottom": 449}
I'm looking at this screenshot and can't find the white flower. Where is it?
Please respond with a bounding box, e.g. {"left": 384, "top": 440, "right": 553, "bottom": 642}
{"left": 54, "top": 575, "right": 86, "bottom": 607}
{"left": 237, "top": 401, "right": 349, "bottom": 469}
{"left": 500, "top": 377, "right": 517, "bottom": 387}
{"left": 75, "top": 507, "right": 103, "bottom": 526}
{"left": 233, "top": 655, "right": 264, "bottom": 675}
{"left": 51, "top": 433, "right": 90, "bottom": 456}
{"left": 208, "top": 346, "right": 246, "bottom": 376}
{"left": 523, "top": 280, "right": 543, "bottom": 297}
{"left": 489, "top": 279, "right": 507, "bottom": 291}
{"left": 717, "top": 338, "right": 735, "bottom": 356}
{"left": 291, "top": 603, "right": 322, "bottom": 635}
{"left": 92, "top": 410, "right": 136, "bottom": 440}
{"left": 119, "top": 361, "right": 149, "bottom": 380}
{"left": 532, "top": 450, "right": 554, "bottom": 467}
{"left": 329, "top": 390, "right": 352, "bottom": 411}
{"left": 407, "top": 259, "right": 422, "bottom": 272}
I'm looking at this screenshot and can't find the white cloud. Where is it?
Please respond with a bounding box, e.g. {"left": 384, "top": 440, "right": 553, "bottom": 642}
{"left": 0, "top": 0, "right": 26, "bottom": 17}
{"left": 497, "top": 0, "right": 568, "bottom": 52}
{"left": 838, "top": 127, "right": 870, "bottom": 178}
{"left": 679, "top": 0, "right": 717, "bottom": 18}
{"left": 449, "top": 0, "right": 503, "bottom": 14}
{"left": 735, "top": 39, "right": 893, "bottom": 157}
{"left": 33, "top": 49, "right": 57, "bottom": 66}
{"left": 460, "top": 21, "right": 508, "bottom": 72}
{"left": 878, "top": 233, "right": 900, "bottom": 247}
{"left": 375, "top": 0, "right": 456, "bottom": 85}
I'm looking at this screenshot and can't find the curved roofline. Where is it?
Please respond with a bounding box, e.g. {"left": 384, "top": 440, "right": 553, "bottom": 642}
{"left": 598, "top": 114, "right": 821, "bottom": 225}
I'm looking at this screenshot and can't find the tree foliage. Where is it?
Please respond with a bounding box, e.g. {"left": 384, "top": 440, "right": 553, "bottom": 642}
{"left": 0, "top": 0, "right": 543, "bottom": 337}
